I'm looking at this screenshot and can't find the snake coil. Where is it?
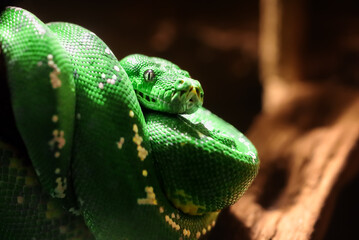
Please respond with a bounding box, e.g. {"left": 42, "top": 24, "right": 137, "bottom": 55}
{"left": 0, "top": 7, "right": 259, "bottom": 240}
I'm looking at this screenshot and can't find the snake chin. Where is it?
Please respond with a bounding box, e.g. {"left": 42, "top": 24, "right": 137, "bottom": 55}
{"left": 169, "top": 90, "right": 202, "bottom": 114}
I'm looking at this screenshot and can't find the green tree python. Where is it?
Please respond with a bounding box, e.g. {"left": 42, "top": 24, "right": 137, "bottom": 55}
{"left": 0, "top": 7, "right": 259, "bottom": 240}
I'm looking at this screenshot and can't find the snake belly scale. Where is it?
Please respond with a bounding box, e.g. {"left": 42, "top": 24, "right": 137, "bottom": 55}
{"left": 0, "top": 7, "right": 259, "bottom": 240}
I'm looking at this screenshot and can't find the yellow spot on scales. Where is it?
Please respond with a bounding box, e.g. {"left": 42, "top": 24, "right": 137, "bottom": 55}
{"left": 52, "top": 115, "right": 58, "bottom": 123}
{"left": 183, "top": 229, "right": 191, "bottom": 237}
{"left": 159, "top": 206, "right": 164, "bottom": 213}
{"left": 17, "top": 196, "right": 24, "bottom": 204}
{"left": 129, "top": 110, "right": 134, "bottom": 118}
{"left": 117, "top": 137, "right": 125, "bottom": 149}
{"left": 196, "top": 232, "right": 201, "bottom": 239}
{"left": 165, "top": 215, "right": 181, "bottom": 231}
{"left": 169, "top": 189, "right": 206, "bottom": 215}
{"left": 133, "top": 124, "right": 138, "bottom": 133}
{"left": 53, "top": 177, "right": 67, "bottom": 198}
{"left": 137, "top": 186, "right": 157, "bottom": 205}
{"left": 142, "top": 169, "right": 148, "bottom": 177}
{"left": 132, "top": 124, "right": 148, "bottom": 161}
{"left": 137, "top": 146, "right": 148, "bottom": 161}
{"left": 47, "top": 54, "right": 62, "bottom": 89}
{"left": 133, "top": 133, "right": 142, "bottom": 145}
{"left": 49, "top": 129, "right": 66, "bottom": 149}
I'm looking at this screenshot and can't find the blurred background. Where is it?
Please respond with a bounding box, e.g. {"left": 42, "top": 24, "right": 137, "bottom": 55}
{"left": 2, "top": 0, "right": 358, "bottom": 239}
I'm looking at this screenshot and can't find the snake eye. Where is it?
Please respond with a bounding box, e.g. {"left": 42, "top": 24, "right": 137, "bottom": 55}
{"left": 143, "top": 69, "right": 155, "bottom": 82}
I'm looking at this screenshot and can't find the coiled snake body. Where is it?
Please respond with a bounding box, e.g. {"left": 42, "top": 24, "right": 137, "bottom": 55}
{"left": 0, "top": 7, "right": 259, "bottom": 240}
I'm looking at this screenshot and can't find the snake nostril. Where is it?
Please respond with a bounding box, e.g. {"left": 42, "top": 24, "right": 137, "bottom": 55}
{"left": 176, "top": 79, "right": 185, "bottom": 87}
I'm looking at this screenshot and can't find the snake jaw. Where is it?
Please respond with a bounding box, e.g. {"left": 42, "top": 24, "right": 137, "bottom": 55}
{"left": 186, "top": 86, "right": 203, "bottom": 111}
{"left": 169, "top": 78, "right": 204, "bottom": 114}
{"left": 169, "top": 89, "right": 202, "bottom": 114}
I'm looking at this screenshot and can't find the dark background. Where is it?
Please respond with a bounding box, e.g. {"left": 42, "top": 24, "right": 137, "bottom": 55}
{"left": 2, "top": 0, "right": 359, "bottom": 239}
{"left": 8, "top": 0, "right": 263, "bottom": 133}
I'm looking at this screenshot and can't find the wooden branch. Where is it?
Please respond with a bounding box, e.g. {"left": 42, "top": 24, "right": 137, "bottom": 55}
{"left": 208, "top": 83, "right": 359, "bottom": 240}
{"left": 207, "top": 0, "right": 359, "bottom": 239}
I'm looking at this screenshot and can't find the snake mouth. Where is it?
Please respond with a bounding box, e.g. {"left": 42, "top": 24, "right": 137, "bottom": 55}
{"left": 170, "top": 86, "right": 203, "bottom": 114}
{"left": 134, "top": 89, "right": 158, "bottom": 104}
{"left": 134, "top": 87, "right": 203, "bottom": 114}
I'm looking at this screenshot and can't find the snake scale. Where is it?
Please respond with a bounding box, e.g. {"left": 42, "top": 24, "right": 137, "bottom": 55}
{"left": 0, "top": 7, "right": 259, "bottom": 240}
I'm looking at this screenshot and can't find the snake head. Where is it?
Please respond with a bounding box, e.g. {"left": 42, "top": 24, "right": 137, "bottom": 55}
{"left": 120, "top": 54, "right": 204, "bottom": 114}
